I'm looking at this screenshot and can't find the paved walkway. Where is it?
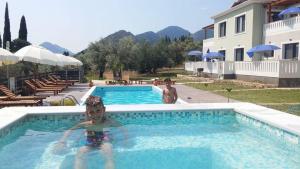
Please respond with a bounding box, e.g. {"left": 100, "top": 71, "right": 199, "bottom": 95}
{"left": 160, "top": 84, "right": 238, "bottom": 103}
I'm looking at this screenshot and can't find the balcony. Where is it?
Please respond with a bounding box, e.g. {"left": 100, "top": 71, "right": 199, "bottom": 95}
{"left": 264, "top": 16, "right": 300, "bottom": 36}
{"left": 185, "top": 60, "right": 300, "bottom": 78}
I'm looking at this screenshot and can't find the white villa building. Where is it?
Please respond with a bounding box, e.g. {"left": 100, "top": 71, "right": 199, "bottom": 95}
{"left": 185, "top": 0, "right": 300, "bottom": 87}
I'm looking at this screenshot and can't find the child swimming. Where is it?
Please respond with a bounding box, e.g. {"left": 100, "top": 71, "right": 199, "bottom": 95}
{"left": 54, "top": 96, "right": 127, "bottom": 169}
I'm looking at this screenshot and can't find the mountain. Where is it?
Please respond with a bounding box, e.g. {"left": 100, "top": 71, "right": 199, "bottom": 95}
{"left": 103, "top": 30, "right": 134, "bottom": 43}
{"left": 135, "top": 31, "right": 159, "bottom": 43}
{"left": 157, "top": 26, "right": 190, "bottom": 39}
{"left": 192, "top": 29, "right": 214, "bottom": 41}
{"left": 40, "top": 42, "right": 74, "bottom": 55}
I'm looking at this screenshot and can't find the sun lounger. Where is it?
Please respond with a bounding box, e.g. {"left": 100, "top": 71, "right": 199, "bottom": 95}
{"left": 41, "top": 78, "right": 71, "bottom": 86}
{"left": 0, "top": 85, "right": 48, "bottom": 103}
{"left": 24, "top": 80, "right": 61, "bottom": 96}
{"left": 30, "top": 79, "right": 65, "bottom": 91}
{"left": 0, "top": 100, "right": 40, "bottom": 107}
{"left": 50, "top": 75, "right": 77, "bottom": 84}
{"left": 48, "top": 76, "right": 74, "bottom": 86}
{"left": 34, "top": 79, "right": 67, "bottom": 89}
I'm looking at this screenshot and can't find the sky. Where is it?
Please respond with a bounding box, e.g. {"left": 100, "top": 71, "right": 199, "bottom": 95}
{"left": 0, "top": 0, "right": 233, "bottom": 53}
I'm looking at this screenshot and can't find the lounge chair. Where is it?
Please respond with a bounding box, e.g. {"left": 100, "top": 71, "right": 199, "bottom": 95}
{"left": 34, "top": 79, "right": 67, "bottom": 89}
{"left": 41, "top": 77, "right": 71, "bottom": 86}
{"left": 0, "top": 100, "right": 40, "bottom": 108}
{"left": 30, "top": 79, "right": 65, "bottom": 91}
{"left": 0, "top": 85, "right": 47, "bottom": 103}
{"left": 24, "top": 80, "right": 61, "bottom": 96}
{"left": 50, "top": 75, "right": 77, "bottom": 85}
{"left": 48, "top": 76, "right": 74, "bottom": 86}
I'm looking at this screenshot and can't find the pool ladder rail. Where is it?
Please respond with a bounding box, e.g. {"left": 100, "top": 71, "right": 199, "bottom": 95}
{"left": 60, "top": 95, "right": 80, "bottom": 106}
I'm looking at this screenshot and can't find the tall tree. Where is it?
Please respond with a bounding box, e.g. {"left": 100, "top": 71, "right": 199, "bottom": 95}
{"left": 0, "top": 34, "right": 2, "bottom": 48}
{"left": 18, "top": 15, "right": 28, "bottom": 41}
{"left": 3, "top": 2, "right": 11, "bottom": 49}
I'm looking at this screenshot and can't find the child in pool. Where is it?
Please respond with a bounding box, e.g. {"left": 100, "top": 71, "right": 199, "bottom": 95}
{"left": 54, "top": 96, "right": 127, "bottom": 169}
{"left": 162, "top": 78, "right": 178, "bottom": 104}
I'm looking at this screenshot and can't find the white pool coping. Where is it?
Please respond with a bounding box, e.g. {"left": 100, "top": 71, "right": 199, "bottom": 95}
{"left": 1, "top": 103, "right": 300, "bottom": 137}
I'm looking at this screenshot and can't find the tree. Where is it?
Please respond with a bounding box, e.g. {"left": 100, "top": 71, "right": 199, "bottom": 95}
{"left": 3, "top": 2, "right": 11, "bottom": 49}
{"left": 0, "top": 35, "right": 2, "bottom": 48}
{"left": 18, "top": 15, "right": 28, "bottom": 41}
{"left": 10, "top": 38, "right": 31, "bottom": 52}
{"left": 63, "top": 51, "right": 69, "bottom": 56}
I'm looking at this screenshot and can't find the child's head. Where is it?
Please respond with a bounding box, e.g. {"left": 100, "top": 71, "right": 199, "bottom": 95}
{"left": 86, "top": 96, "right": 106, "bottom": 121}
{"left": 164, "top": 78, "right": 172, "bottom": 87}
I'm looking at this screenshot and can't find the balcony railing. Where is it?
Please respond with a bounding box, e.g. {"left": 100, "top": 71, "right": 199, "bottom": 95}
{"left": 264, "top": 16, "right": 300, "bottom": 36}
{"left": 185, "top": 60, "right": 300, "bottom": 78}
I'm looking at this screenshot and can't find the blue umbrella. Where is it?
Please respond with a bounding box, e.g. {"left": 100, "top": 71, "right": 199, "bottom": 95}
{"left": 247, "top": 44, "right": 280, "bottom": 57}
{"left": 203, "top": 52, "right": 224, "bottom": 59}
{"left": 278, "top": 7, "right": 300, "bottom": 18}
{"left": 188, "top": 50, "right": 202, "bottom": 56}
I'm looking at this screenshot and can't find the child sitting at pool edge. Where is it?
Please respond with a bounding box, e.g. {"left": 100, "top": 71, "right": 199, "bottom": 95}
{"left": 162, "top": 78, "right": 178, "bottom": 104}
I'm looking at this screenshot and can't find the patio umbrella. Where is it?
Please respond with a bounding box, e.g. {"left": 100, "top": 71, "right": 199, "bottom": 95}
{"left": 278, "top": 7, "right": 300, "bottom": 18}
{"left": 56, "top": 54, "right": 83, "bottom": 81}
{"left": 15, "top": 45, "right": 59, "bottom": 79}
{"left": 0, "top": 48, "right": 19, "bottom": 86}
{"left": 15, "top": 45, "right": 59, "bottom": 66}
{"left": 203, "top": 52, "right": 225, "bottom": 59}
{"left": 0, "top": 48, "right": 19, "bottom": 63}
{"left": 187, "top": 50, "right": 202, "bottom": 61}
{"left": 247, "top": 44, "right": 280, "bottom": 57}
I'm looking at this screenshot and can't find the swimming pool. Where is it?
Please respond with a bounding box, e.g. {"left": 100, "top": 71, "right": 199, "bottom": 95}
{"left": 1, "top": 110, "right": 299, "bottom": 169}
{"left": 86, "top": 86, "right": 163, "bottom": 105}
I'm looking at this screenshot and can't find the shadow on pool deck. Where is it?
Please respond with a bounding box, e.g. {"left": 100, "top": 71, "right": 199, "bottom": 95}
{"left": 160, "top": 84, "right": 239, "bottom": 103}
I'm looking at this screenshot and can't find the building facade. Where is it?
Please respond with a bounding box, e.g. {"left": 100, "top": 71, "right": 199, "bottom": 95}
{"left": 186, "top": 0, "right": 300, "bottom": 87}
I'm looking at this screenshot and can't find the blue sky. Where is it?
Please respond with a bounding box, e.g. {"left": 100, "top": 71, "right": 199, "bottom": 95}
{"left": 1, "top": 0, "right": 233, "bottom": 53}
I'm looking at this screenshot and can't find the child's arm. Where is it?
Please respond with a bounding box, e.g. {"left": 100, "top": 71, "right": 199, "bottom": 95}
{"left": 173, "top": 88, "right": 178, "bottom": 103}
{"left": 57, "top": 121, "right": 87, "bottom": 143}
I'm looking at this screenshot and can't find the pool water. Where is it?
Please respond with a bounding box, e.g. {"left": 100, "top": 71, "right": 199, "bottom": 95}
{"left": 0, "top": 111, "right": 300, "bottom": 169}
{"left": 91, "top": 86, "right": 162, "bottom": 105}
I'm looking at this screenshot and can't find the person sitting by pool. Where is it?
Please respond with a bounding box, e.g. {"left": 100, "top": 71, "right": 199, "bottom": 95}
{"left": 54, "top": 96, "right": 127, "bottom": 169}
{"left": 162, "top": 78, "right": 178, "bottom": 104}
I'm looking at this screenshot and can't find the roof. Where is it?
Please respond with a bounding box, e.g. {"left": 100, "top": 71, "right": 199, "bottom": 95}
{"left": 202, "top": 24, "right": 214, "bottom": 30}
{"left": 212, "top": 0, "right": 273, "bottom": 19}
{"left": 231, "top": 0, "right": 249, "bottom": 7}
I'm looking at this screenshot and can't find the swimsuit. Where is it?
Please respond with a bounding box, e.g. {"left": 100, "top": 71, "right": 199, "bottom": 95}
{"left": 86, "top": 130, "right": 109, "bottom": 147}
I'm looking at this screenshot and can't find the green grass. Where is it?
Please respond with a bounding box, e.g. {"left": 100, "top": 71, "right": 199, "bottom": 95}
{"left": 186, "top": 81, "right": 254, "bottom": 91}
{"left": 216, "top": 89, "right": 300, "bottom": 103}
{"left": 187, "top": 82, "right": 300, "bottom": 116}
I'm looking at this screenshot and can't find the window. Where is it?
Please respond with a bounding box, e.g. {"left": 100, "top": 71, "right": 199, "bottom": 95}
{"left": 218, "top": 50, "right": 226, "bottom": 61}
{"left": 284, "top": 43, "right": 299, "bottom": 59}
{"left": 236, "top": 15, "right": 245, "bottom": 33}
{"left": 219, "top": 22, "right": 226, "bottom": 37}
{"left": 235, "top": 48, "right": 244, "bottom": 61}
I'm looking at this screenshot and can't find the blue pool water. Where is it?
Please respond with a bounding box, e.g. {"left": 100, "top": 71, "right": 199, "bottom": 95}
{"left": 91, "top": 86, "right": 162, "bottom": 105}
{"left": 0, "top": 111, "right": 300, "bottom": 169}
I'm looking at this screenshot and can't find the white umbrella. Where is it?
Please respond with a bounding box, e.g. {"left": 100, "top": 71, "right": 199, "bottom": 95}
{"left": 0, "top": 48, "right": 19, "bottom": 83}
{"left": 15, "top": 45, "right": 59, "bottom": 66}
{"left": 56, "top": 54, "right": 83, "bottom": 81}
{"left": 0, "top": 48, "right": 19, "bottom": 63}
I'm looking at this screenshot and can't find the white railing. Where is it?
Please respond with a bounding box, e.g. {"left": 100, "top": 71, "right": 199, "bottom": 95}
{"left": 185, "top": 60, "right": 300, "bottom": 78}
{"left": 235, "top": 61, "right": 280, "bottom": 77}
{"left": 264, "top": 16, "right": 300, "bottom": 36}
{"left": 279, "top": 60, "right": 300, "bottom": 78}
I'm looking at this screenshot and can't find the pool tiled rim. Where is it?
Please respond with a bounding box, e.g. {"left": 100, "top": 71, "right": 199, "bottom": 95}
{"left": 1, "top": 103, "right": 300, "bottom": 144}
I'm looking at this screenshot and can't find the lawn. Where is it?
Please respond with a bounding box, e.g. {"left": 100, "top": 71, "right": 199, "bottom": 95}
{"left": 187, "top": 82, "right": 300, "bottom": 116}
{"left": 186, "top": 81, "right": 255, "bottom": 91}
